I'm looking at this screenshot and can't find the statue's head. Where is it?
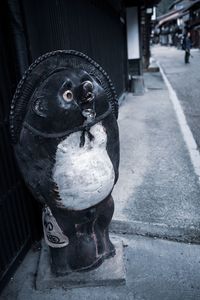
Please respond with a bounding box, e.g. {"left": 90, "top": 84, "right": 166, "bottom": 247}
{"left": 21, "top": 67, "right": 112, "bottom": 137}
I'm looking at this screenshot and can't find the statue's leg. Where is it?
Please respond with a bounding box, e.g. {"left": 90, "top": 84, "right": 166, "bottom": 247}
{"left": 94, "top": 195, "right": 115, "bottom": 259}
{"left": 43, "top": 195, "right": 115, "bottom": 275}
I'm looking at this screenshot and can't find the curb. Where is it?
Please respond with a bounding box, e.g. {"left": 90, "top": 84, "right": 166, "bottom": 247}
{"left": 111, "top": 219, "right": 200, "bottom": 244}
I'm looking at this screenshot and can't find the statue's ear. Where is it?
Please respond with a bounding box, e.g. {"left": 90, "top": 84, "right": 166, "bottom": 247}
{"left": 32, "top": 97, "right": 47, "bottom": 118}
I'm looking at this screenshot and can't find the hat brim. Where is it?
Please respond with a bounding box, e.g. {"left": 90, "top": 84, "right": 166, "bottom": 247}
{"left": 10, "top": 50, "right": 118, "bottom": 144}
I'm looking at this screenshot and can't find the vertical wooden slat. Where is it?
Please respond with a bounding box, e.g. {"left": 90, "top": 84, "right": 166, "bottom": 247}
{"left": 0, "top": 0, "right": 42, "bottom": 292}
{"left": 21, "top": 0, "right": 127, "bottom": 96}
{"left": 0, "top": 0, "right": 127, "bottom": 293}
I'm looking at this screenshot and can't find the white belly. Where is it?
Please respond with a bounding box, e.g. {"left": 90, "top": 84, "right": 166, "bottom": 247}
{"left": 52, "top": 123, "right": 115, "bottom": 210}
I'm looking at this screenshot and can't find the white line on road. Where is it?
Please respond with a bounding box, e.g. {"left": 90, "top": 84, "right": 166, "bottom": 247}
{"left": 158, "top": 61, "right": 200, "bottom": 180}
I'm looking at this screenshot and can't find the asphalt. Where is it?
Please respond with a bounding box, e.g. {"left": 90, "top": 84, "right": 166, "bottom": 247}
{"left": 112, "top": 70, "right": 200, "bottom": 243}
{"left": 2, "top": 234, "right": 200, "bottom": 300}
{"left": 152, "top": 46, "right": 200, "bottom": 150}
{"left": 2, "top": 68, "right": 200, "bottom": 299}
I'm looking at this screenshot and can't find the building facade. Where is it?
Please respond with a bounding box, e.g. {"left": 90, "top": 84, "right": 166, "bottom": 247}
{"left": 0, "top": 0, "right": 160, "bottom": 291}
{"left": 155, "top": 0, "right": 200, "bottom": 48}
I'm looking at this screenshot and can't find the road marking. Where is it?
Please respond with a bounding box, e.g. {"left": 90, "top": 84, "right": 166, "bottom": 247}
{"left": 158, "top": 61, "right": 200, "bottom": 180}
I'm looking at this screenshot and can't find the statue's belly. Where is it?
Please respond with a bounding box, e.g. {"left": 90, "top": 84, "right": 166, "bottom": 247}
{"left": 53, "top": 123, "right": 115, "bottom": 210}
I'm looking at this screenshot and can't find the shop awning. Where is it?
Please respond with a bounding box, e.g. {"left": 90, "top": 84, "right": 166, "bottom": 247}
{"left": 158, "top": 11, "right": 181, "bottom": 26}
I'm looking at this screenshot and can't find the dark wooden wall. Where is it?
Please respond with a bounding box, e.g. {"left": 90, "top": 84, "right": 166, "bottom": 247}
{"left": 0, "top": 0, "right": 127, "bottom": 292}
{"left": 0, "top": 0, "right": 42, "bottom": 292}
{"left": 21, "top": 0, "right": 128, "bottom": 96}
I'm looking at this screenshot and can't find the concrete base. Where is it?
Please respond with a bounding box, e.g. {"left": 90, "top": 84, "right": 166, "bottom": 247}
{"left": 130, "top": 76, "right": 145, "bottom": 95}
{"left": 36, "top": 239, "right": 126, "bottom": 290}
{"left": 146, "top": 62, "right": 160, "bottom": 73}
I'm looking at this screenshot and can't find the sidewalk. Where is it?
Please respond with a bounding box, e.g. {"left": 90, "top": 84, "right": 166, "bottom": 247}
{"left": 2, "top": 72, "right": 200, "bottom": 300}
{"left": 2, "top": 234, "right": 200, "bottom": 300}
{"left": 112, "top": 71, "right": 200, "bottom": 243}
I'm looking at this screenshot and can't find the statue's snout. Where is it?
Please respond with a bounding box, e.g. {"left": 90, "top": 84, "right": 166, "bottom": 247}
{"left": 81, "top": 80, "right": 94, "bottom": 103}
{"left": 80, "top": 80, "right": 96, "bottom": 122}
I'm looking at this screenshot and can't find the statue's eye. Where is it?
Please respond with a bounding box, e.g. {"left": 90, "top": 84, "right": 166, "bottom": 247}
{"left": 63, "top": 90, "right": 73, "bottom": 102}
{"left": 83, "top": 81, "right": 93, "bottom": 91}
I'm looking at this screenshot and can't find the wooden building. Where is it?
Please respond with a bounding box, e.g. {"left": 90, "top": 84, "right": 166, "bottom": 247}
{"left": 184, "top": 0, "right": 200, "bottom": 47}
{"left": 0, "top": 0, "right": 160, "bottom": 292}
{"left": 125, "top": 0, "right": 160, "bottom": 93}
{"left": 156, "top": 0, "right": 200, "bottom": 48}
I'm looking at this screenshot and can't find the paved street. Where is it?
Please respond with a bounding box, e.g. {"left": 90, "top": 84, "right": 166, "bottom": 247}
{"left": 112, "top": 71, "right": 200, "bottom": 243}
{"left": 3, "top": 70, "right": 200, "bottom": 300}
{"left": 2, "top": 234, "right": 200, "bottom": 300}
{"left": 152, "top": 45, "right": 200, "bottom": 150}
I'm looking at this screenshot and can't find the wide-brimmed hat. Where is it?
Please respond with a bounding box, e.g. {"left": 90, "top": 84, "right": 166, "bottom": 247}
{"left": 10, "top": 50, "right": 118, "bottom": 144}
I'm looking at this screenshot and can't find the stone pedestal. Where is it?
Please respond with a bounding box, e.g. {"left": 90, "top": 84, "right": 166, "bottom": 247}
{"left": 36, "top": 239, "right": 126, "bottom": 290}
{"left": 130, "top": 76, "right": 145, "bottom": 95}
